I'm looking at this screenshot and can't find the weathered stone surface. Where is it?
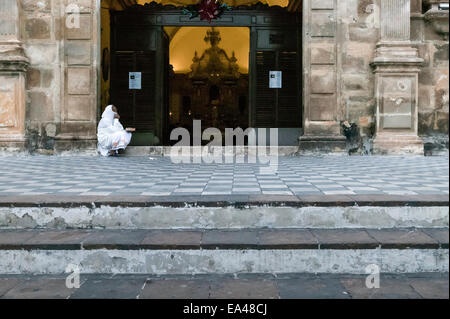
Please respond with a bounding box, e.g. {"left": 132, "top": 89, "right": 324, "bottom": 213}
{"left": 21, "top": 0, "right": 51, "bottom": 12}
{"left": 66, "top": 96, "right": 92, "bottom": 121}
{"left": 26, "top": 68, "right": 40, "bottom": 88}
{"left": 310, "top": 43, "right": 335, "bottom": 65}
{"left": 310, "top": 13, "right": 336, "bottom": 37}
{"left": 408, "top": 277, "right": 449, "bottom": 299}
{"left": 341, "top": 277, "right": 422, "bottom": 299}
{"left": 0, "top": 278, "right": 21, "bottom": 297}
{"left": 2, "top": 279, "right": 74, "bottom": 299}
{"left": 258, "top": 229, "right": 318, "bottom": 248}
{"left": 366, "top": 229, "right": 438, "bottom": 249}
{"left": 65, "top": 14, "right": 92, "bottom": 40}
{"left": 141, "top": 279, "right": 210, "bottom": 299}
{"left": 28, "top": 91, "right": 53, "bottom": 122}
{"left": 25, "top": 18, "right": 51, "bottom": 40}
{"left": 310, "top": 67, "right": 336, "bottom": 94}
{"left": 66, "top": 41, "right": 91, "bottom": 65}
{"left": 67, "top": 68, "right": 91, "bottom": 95}
{"left": 70, "top": 278, "right": 144, "bottom": 299}
{"left": 209, "top": 279, "right": 279, "bottom": 299}
{"left": 278, "top": 276, "right": 350, "bottom": 299}
{"left": 310, "top": 95, "right": 336, "bottom": 121}
{"left": 311, "top": 0, "right": 334, "bottom": 10}
{"left": 141, "top": 230, "right": 202, "bottom": 249}
{"left": 202, "top": 230, "right": 258, "bottom": 248}
{"left": 312, "top": 229, "right": 378, "bottom": 249}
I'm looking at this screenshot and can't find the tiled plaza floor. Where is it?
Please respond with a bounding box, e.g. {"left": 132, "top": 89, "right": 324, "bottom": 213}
{"left": 0, "top": 155, "right": 448, "bottom": 197}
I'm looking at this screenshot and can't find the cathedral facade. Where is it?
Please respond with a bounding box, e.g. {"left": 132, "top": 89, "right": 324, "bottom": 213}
{"left": 0, "top": 0, "right": 448, "bottom": 154}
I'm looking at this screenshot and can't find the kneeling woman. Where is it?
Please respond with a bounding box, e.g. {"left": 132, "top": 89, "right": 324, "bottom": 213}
{"left": 97, "top": 105, "right": 135, "bottom": 156}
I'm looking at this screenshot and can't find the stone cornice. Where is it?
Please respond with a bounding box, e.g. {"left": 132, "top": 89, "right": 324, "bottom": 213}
{"left": 0, "top": 40, "right": 29, "bottom": 73}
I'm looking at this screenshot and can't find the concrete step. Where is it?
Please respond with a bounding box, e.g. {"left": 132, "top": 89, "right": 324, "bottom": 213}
{"left": 0, "top": 228, "right": 448, "bottom": 275}
{"left": 1, "top": 195, "right": 448, "bottom": 230}
{"left": 1, "top": 273, "right": 448, "bottom": 299}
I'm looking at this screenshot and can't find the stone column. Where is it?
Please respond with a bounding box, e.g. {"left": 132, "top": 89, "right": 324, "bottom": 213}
{"left": 299, "top": 0, "right": 346, "bottom": 153}
{"left": 0, "top": 0, "right": 29, "bottom": 150}
{"left": 371, "top": 0, "right": 424, "bottom": 154}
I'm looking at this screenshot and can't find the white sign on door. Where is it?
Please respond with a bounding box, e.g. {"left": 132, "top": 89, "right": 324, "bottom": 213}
{"left": 269, "top": 71, "right": 282, "bottom": 89}
{"left": 129, "top": 72, "right": 142, "bottom": 90}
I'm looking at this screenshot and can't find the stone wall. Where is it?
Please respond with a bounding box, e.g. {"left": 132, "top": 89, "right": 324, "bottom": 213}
{"left": 336, "top": 0, "right": 448, "bottom": 154}
{"left": 413, "top": 0, "right": 449, "bottom": 154}
{"left": 21, "top": 0, "right": 61, "bottom": 153}
{"left": 20, "top": 0, "right": 98, "bottom": 154}
{"left": 338, "top": 0, "right": 380, "bottom": 154}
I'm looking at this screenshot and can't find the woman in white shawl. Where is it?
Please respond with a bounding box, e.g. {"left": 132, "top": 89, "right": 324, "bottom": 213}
{"left": 97, "top": 105, "right": 135, "bottom": 156}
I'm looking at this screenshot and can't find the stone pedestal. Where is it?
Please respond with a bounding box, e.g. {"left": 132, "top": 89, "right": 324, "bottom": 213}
{"left": 371, "top": 0, "right": 425, "bottom": 155}
{"left": 372, "top": 44, "right": 424, "bottom": 154}
{"left": 0, "top": 0, "right": 29, "bottom": 151}
{"left": 0, "top": 42, "right": 29, "bottom": 150}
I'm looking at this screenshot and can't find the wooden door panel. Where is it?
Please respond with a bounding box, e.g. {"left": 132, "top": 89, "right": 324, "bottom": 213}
{"left": 255, "top": 51, "right": 276, "bottom": 127}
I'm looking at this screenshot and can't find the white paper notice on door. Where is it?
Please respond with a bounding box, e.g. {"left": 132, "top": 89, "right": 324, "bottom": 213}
{"left": 269, "top": 71, "right": 282, "bottom": 88}
{"left": 129, "top": 72, "right": 142, "bottom": 90}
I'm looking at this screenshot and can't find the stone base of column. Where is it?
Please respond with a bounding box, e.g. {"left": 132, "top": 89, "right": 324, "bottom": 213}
{"left": 373, "top": 132, "right": 424, "bottom": 155}
{"left": 0, "top": 40, "right": 29, "bottom": 152}
{"left": 371, "top": 42, "right": 424, "bottom": 156}
{"left": 299, "top": 135, "right": 347, "bottom": 153}
{"left": 0, "top": 135, "right": 26, "bottom": 152}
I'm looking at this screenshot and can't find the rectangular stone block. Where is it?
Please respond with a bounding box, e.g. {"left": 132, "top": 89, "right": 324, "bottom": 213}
{"left": 310, "top": 66, "right": 336, "bottom": 94}
{"left": 310, "top": 12, "right": 336, "bottom": 37}
{"left": 0, "top": 79, "right": 17, "bottom": 129}
{"left": 66, "top": 96, "right": 92, "bottom": 121}
{"left": 65, "top": 14, "right": 92, "bottom": 40}
{"left": 310, "top": 43, "right": 335, "bottom": 65}
{"left": 67, "top": 67, "right": 91, "bottom": 95}
{"left": 66, "top": 0, "right": 93, "bottom": 13}
{"left": 311, "top": 0, "right": 334, "bottom": 9}
{"left": 66, "top": 41, "right": 91, "bottom": 65}
{"left": 25, "top": 18, "right": 51, "bottom": 40}
{"left": 380, "top": 76, "right": 415, "bottom": 129}
{"left": 24, "top": 44, "right": 57, "bottom": 65}
{"left": 310, "top": 95, "right": 336, "bottom": 121}
{"left": 29, "top": 91, "right": 53, "bottom": 122}
{"left": 21, "top": 0, "right": 51, "bottom": 12}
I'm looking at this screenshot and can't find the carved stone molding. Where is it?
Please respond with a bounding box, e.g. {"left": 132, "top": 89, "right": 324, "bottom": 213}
{"left": 424, "top": 0, "right": 449, "bottom": 39}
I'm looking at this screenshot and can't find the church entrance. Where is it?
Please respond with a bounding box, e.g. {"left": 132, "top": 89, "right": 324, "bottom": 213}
{"left": 167, "top": 27, "right": 250, "bottom": 145}
{"left": 102, "top": 1, "right": 302, "bottom": 146}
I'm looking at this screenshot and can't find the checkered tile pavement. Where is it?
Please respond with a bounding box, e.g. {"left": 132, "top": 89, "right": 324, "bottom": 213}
{"left": 0, "top": 155, "right": 448, "bottom": 196}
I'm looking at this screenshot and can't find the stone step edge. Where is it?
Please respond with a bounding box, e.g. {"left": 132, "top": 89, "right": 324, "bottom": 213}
{"left": 0, "top": 228, "right": 448, "bottom": 251}
{"left": 0, "top": 194, "right": 448, "bottom": 208}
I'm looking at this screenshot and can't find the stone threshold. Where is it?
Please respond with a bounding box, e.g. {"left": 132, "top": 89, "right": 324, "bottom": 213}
{"left": 0, "top": 194, "right": 448, "bottom": 208}
{"left": 0, "top": 228, "right": 447, "bottom": 251}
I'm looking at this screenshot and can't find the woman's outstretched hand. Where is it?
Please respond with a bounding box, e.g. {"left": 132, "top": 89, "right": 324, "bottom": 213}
{"left": 125, "top": 128, "right": 136, "bottom": 132}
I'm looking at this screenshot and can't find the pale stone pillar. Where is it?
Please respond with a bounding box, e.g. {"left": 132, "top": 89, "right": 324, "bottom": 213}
{"left": 371, "top": 0, "right": 424, "bottom": 154}
{"left": 299, "top": 0, "right": 346, "bottom": 153}
{"left": 0, "top": 0, "right": 29, "bottom": 150}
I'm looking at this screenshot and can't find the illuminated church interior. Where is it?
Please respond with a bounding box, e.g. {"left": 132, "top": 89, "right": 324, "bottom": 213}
{"left": 100, "top": 0, "right": 302, "bottom": 145}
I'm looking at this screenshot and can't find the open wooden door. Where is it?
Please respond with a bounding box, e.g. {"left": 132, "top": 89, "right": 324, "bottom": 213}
{"left": 110, "top": 13, "right": 168, "bottom": 145}
{"left": 251, "top": 27, "right": 302, "bottom": 145}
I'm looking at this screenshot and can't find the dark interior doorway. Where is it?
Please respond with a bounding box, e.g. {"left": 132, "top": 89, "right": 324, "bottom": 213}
{"left": 108, "top": 3, "right": 302, "bottom": 146}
